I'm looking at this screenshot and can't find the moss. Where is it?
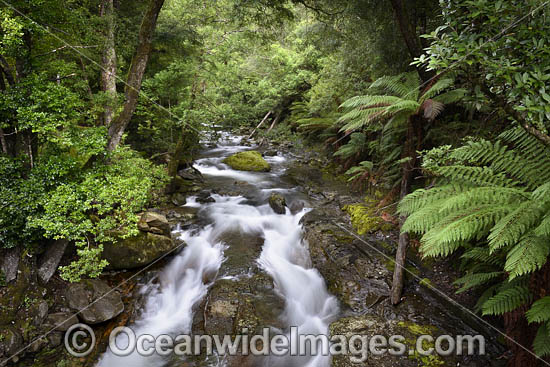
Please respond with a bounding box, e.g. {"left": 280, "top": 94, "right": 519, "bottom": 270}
{"left": 343, "top": 197, "right": 394, "bottom": 235}
{"left": 222, "top": 151, "right": 270, "bottom": 172}
{"left": 398, "top": 321, "right": 445, "bottom": 367}
{"left": 419, "top": 278, "right": 433, "bottom": 288}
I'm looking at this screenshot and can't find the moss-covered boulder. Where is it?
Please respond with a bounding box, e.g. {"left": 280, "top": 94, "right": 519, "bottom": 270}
{"left": 222, "top": 151, "right": 270, "bottom": 172}
{"left": 102, "top": 231, "right": 178, "bottom": 270}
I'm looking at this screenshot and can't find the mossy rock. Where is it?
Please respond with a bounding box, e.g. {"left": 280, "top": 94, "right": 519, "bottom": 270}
{"left": 222, "top": 151, "right": 270, "bottom": 172}
{"left": 102, "top": 231, "right": 178, "bottom": 270}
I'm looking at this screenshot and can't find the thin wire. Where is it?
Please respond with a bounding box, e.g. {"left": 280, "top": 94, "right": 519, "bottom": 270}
{"left": 0, "top": 0, "right": 202, "bottom": 136}
{"left": 332, "top": 0, "right": 550, "bottom": 146}
{"left": 333, "top": 221, "right": 550, "bottom": 366}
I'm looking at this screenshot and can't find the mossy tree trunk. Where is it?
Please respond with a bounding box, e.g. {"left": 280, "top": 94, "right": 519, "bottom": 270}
{"left": 106, "top": 0, "right": 165, "bottom": 151}
{"left": 100, "top": 0, "right": 117, "bottom": 127}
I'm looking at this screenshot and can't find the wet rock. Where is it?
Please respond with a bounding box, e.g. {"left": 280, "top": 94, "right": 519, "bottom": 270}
{"left": 65, "top": 279, "right": 123, "bottom": 324}
{"left": 1, "top": 327, "right": 23, "bottom": 358}
{"left": 37, "top": 239, "right": 68, "bottom": 284}
{"left": 223, "top": 151, "right": 270, "bottom": 172}
{"left": 268, "top": 193, "right": 286, "bottom": 214}
{"left": 196, "top": 190, "right": 215, "bottom": 204}
{"left": 30, "top": 300, "right": 49, "bottom": 327}
{"left": 289, "top": 200, "right": 305, "bottom": 214}
{"left": 43, "top": 312, "right": 79, "bottom": 331}
{"left": 102, "top": 231, "right": 176, "bottom": 270}
{"left": 171, "top": 192, "right": 187, "bottom": 206}
{"left": 137, "top": 211, "right": 171, "bottom": 236}
{"left": 264, "top": 150, "right": 278, "bottom": 156}
{"left": 0, "top": 247, "right": 22, "bottom": 284}
{"left": 178, "top": 167, "right": 203, "bottom": 182}
{"left": 47, "top": 332, "right": 63, "bottom": 347}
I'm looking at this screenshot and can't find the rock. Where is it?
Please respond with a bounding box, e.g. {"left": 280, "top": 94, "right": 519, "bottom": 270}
{"left": 264, "top": 150, "right": 278, "bottom": 156}
{"left": 196, "top": 190, "right": 215, "bottom": 204}
{"left": 178, "top": 167, "right": 203, "bottom": 182}
{"left": 43, "top": 312, "right": 79, "bottom": 331}
{"left": 222, "top": 151, "right": 270, "bottom": 172}
{"left": 289, "top": 200, "right": 305, "bottom": 214}
{"left": 268, "top": 193, "right": 286, "bottom": 214}
{"left": 30, "top": 300, "right": 49, "bottom": 327}
{"left": 1, "top": 327, "right": 23, "bottom": 357}
{"left": 37, "top": 239, "right": 68, "bottom": 284}
{"left": 65, "top": 279, "right": 123, "bottom": 324}
{"left": 137, "top": 211, "right": 171, "bottom": 236}
{"left": 171, "top": 192, "right": 187, "bottom": 206}
{"left": 0, "top": 247, "right": 22, "bottom": 283}
{"left": 102, "top": 231, "right": 177, "bottom": 270}
{"left": 47, "top": 332, "right": 63, "bottom": 347}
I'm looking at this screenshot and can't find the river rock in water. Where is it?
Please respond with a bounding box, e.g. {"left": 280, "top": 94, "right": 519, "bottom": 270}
{"left": 222, "top": 151, "right": 270, "bottom": 172}
{"left": 137, "top": 211, "right": 171, "bottom": 236}
{"left": 268, "top": 192, "right": 286, "bottom": 214}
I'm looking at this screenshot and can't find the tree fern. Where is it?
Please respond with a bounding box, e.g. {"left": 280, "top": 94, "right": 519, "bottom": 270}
{"left": 401, "top": 127, "right": 550, "bottom": 357}
{"left": 481, "top": 284, "right": 532, "bottom": 316}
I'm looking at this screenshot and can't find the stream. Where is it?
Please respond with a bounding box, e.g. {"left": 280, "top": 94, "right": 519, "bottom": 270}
{"left": 97, "top": 133, "right": 339, "bottom": 367}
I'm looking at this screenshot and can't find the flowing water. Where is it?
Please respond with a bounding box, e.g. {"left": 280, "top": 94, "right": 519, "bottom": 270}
{"left": 97, "top": 133, "right": 339, "bottom": 367}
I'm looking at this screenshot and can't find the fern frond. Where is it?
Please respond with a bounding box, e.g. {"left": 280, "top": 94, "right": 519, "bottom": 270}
{"left": 432, "top": 88, "right": 467, "bottom": 104}
{"left": 435, "top": 165, "right": 518, "bottom": 187}
{"left": 533, "top": 322, "right": 550, "bottom": 357}
{"left": 504, "top": 234, "right": 550, "bottom": 279}
{"left": 454, "top": 271, "right": 503, "bottom": 293}
{"left": 419, "top": 77, "right": 454, "bottom": 102}
{"left": 421, "top": 205, "right": 511, "bottom": 257}
{"left": 481, "top": 285, "right": 532, "bottom": 316}
{"left": 461, "top": 247, "right": 504, "bottom": 266}
{"left": 399, "top": 184, "right": 473, "bottom": 215}
{"left": 339, "top": 95, "right": 402, "bottom": 110}
{"left": 438, "top": 187, "right": 526, "bottom": 213}
{"left": 368, "top": 72, "right": 419, "bottom": 99}
{"left": 488, "top": 201, "right": 546, "bottom": 252}
{"left": 333, "top": 133, "right": 365, "bottom": 158}
{"left": 526, "top": 296, "right": 550, "bottom": 324}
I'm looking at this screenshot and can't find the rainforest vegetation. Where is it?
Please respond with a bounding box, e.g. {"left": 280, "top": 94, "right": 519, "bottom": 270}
{"left": 1, "top": 0, "right": 550, "bottom": 366}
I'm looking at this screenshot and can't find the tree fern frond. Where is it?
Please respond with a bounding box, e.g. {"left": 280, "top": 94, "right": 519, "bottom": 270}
{"left": 454, "top": 271, "right": 503, "bottom": 293}
{"left": 505, "top": 234, "right": 550, "bottom": 279}
{"left": 432, "top": 88, "right": 467, "bottom": 104}
{"left": 461, "top": 247, "right": 505, "bottom": 266}
{"left": 481, "top": 285, "right": 532, "bottom": 316}
{"left": 488, "top": 201, "right": 546, "bottom": 252}
{"left": 534, "top": 214, "right": 550, "bottom": 237}
{"left": 438, "top": 187, "right": 526, "bottom": 214}
{"left": 421, "top": 205, "right": 511, "bottom": 257}
{"left": 435, "top": 165, "right": 518, "bottom": 187}
{"left": 526, "top": 297, "right": 550, "bottom": 324}
{"left": 419, "top": 77, "right": 454, "bottom": 102}
{"left": 399, "top": 184, "right": 473, "bottom": 215}
{"left": 533, "top": 322, "right": 550, "bottom": 357}
{"left": 368, "top": 72, "right": 419, "bottom": 99}
{"left": 339, "top": 95, "right": 402, "bottom": 110}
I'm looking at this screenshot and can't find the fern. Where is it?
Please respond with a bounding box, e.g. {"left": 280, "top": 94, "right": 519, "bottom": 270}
{"left": 401, "top": 127, "right": 550, "bottom": 357}
{"left": 454, "top": 271, "right": 503, "bottom": 293}
{"left": 526, "top": 297, "right": 550, "bottom": 324}
{"left": 481, "top": 284, "right": 532, "bottom": 316}
{"left": 533, "top": 322, "right": 550, "bottom": 357}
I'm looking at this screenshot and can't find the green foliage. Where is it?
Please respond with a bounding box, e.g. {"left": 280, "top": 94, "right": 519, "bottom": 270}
{"left": 400, "top": 128, "right": 550, "bottom": 355}
{"left": 417, "top": 0, "right": 550, "bottom": 133}
{"left": 338, "top": 72, "right": 465, "bottom": 188}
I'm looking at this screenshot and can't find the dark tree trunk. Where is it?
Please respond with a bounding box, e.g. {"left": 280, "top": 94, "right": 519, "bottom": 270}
{"left": 106, "top": 0, "right": 165, "bottom": 151}
{"left": 100, "top": 0, "right": 117, "bottom": 126}
{"left": 391, "top": 115, "right": 421, "bottom": 305}
{"left": 389, "top": 0, "right": 433, "bottom": 83}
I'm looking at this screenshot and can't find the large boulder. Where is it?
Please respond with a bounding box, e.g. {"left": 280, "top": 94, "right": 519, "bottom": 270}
{"left": 0, "top": 247, "right": 21, "bottom": 284}
{"left": 65, "top": 279, "right": 123, "bottom": 324}
{"left": 222, "top": 151, "right": 270, "bottom": 172}
{"left": 37, "top": 239, "right": 68, "bottom": 284}
{"left": 102, "top": 231, "right": 177, "bottom": 270}
{"left": 137, "top": 211, "right": 171, "bottom": 236}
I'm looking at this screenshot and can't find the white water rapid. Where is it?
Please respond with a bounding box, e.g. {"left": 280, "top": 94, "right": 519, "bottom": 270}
{"left": 97, "top": 134, "right": 338, "bottom": 367}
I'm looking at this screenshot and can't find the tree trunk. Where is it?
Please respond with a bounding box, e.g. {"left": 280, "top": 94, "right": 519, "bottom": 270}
{"left": 100, "top": 0, "right": 117, "bottom": 126}
{"left": 106, "top": 0, "right": 165, "bottom": 151}
{"left": 391, "top": 116, "right": 420, "bottom": 305}
{"left": 389, "top": 0, "right": 433, "bottom": 83}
